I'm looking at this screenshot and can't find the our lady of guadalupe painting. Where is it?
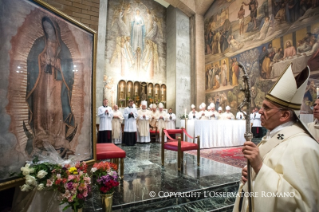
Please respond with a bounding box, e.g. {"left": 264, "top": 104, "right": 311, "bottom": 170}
{"left": 0, "top": 0, "right": 96, "bottom": 188}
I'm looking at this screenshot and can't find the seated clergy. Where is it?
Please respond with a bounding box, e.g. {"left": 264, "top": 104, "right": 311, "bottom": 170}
{"left": 149, "top": 104, "right": 158, "bottom": 131}
{"left": 307, "top": 98, "right": 319, "bottom": 141}
{"left": 217, "top": 107, "right": 224, "bottom": 120}
{"left": 197, "top": 103, "right": 210, "bottom": 120}
{"left": 236, "top": 110, "right": 246, "bottom": 120}
{"left": 188, "top": 104, "right": 197, "bottom": 120}
{"left": 112, "top": 105, "right": 123, "bottom": 144}
{"left": 98, "top": 98, "right": 113, "bottom": 143}
{"left": 157, "top": 103, "right": 167, "bottom": 142}
{"left": 165, "top": 108, "right": 176, "bottom": 130}
{"left": 209, "top": 103, "right": 219, "bottom": 120}
{"left": 137, "top": 101, "right": 150, "bottom": 143}
{"left": 223, "top": 106, "right": 235, "bottom": 120}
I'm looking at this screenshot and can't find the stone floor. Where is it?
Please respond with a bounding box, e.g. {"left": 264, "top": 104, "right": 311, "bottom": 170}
{"left": 83, "top": 143, "right": 245, "bottom": 212}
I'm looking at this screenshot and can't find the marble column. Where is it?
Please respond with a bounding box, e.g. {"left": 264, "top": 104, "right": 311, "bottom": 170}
{"left": 96, "top": 0, "right": 108, "bottom": 124}
{"left": 166, "top": 6, "right": 191, "bottom": 128}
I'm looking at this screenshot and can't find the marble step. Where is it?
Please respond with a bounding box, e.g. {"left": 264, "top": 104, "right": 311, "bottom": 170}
{"left": 112, "top": 181, "right": 239, "bottom": 212}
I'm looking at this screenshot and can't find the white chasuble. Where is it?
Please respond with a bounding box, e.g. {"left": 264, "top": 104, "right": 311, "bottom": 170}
{"left": 157, "top": 111, "right": 167, "bottom": 141}
{"left": 112, "top": 110, "right": 123, "bottom": 141}
{"left": 138, "top": 109, "right": 150, "bottom": 137}
{"left": 165, "top": 113, "right": 176, "bottom": 129}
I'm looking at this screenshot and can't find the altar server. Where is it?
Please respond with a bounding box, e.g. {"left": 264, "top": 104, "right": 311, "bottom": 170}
{"left": 149, "top": 104, "right": 158, "bottom": 131}
{"left": 98, "top": 98, "right": 113, "bottom": 143}
{"left": 233, "top": 65, "right": 319, "bottom": 212}
{"left": 157, "top": 103, "right": 167, "bottom": 142}
{"left": 166, "top": 108, "right": 176, "bottom": 129}
{"left": 223, "top": 106, "right": 235, "bottom": 120}
{"left": 251, "top": 107, "right": 262, "bottom": 138}
{"left": 209, "top": 103, "right": 219, "bottom": 120}
{"left": 236, "top": 110, "right": 246, "bottom": 120}
{"left": 307, "top": 98, "right": 319, "bottom": 141}
{"left": 217, "top": 107, "right": 224, "bottom": 120}
{"left": 123, "top": 99, "right": 138, "bottom": 146}
{"left": 197, "top": 103, "right": 209, "bottom": 120}
{"left": 188, "top": 104, "right": 197, "bottom": 120}
{"left": 137, "top": 101, "right": 150, "bottom": 143}
{"left": 112, "top": 105, "right": 123, "bottom": 144}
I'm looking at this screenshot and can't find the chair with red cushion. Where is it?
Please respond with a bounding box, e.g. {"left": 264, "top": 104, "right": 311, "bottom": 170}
{"left": 150, "top": 126, "right": 159, "bottom": 142}
{"left": 96, "top": 143, "right": 126, "bottom": 179}
{"left": 161, "top": 128, "right": 200, "bottom": 171}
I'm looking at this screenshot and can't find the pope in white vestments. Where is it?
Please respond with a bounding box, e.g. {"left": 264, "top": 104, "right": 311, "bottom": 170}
{"left": 217, "top": 107, "right": 224, "bottom": 120}
{"left": 197, "top": 103, "right": 210, "bottom": 120}
{"left": 156, "top": 103, "right": 167, "bottom": 142}
{"left": 233, "top": 65, "right": 319, "bottom": 212}
{"left": 123, "top": 99, "right": 138, "bottom": 146}
{"left": 188, "top": 104, "right": 197, "bottom": 120}
{"left": 98, "top": 99, "right": 114, "bottom": 143}
{"left": 112, "top": 105, "right": 124, "bottom": 144}
{"left": 149, "top": 104, "right": 158, "bottom": 131}
{"left": 223, "top": 106, "right": 235, "bottom": 120}
{"left": 137, "top": 101, "right": 150, "bottom": 143}
{"left": 307, "top": 98, "right": 319, "bottom": 141}
{"left": 208, "top": 103, "right": 219, "bottom": 120}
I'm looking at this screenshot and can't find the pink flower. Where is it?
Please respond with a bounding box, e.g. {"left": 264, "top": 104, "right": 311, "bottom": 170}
{"left": 57, "top": 174, "right": 61, "bottom": 179}
{"left": 65, "top": 164, "right": 71, "bottom": 168}
{"left": 73, "top": 183, "right": 79, "bottom": 188}
{"left": 83, "top": 190, "right": 88, "bottom": 197}
{"left": 46, "top": 179, "right": 53, "bottom": 187}
{"left": 68, "top": 196, "right": 73, "bottom": 202}
{"left": 84, "top": 177, "right": 91, "bottom": 184}
{"left": 68, "top": 175, "right": 75, "bottom": 181}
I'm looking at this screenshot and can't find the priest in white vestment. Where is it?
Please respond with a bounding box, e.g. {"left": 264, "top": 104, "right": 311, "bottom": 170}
{"left": 188, "top": 104, "right": 197, "bottom": 120}
{"left": 98, "top": 99, "right": 114, "bottom": 143}
{"left": 236, "top": 111, "right": 246, "bottom": 120}
{"left": 233, "top": 65, "right": 319, "bottom": 212}
{"left": 137, "top": 101, "right": 150, "bottom": 143}
{"left": 217, "top": 107, "right": 224, "bottom": 120}
{"left": 156, "top": 103, "right": 167, "bottom": 142}
{"left": 112, "top": 105, "right": 123, "bottom": 144}
{"left": 166, "top": 108, "right": 176, "bottom": 129}
{"left": 251, "top": 107, "right": 262, "bottom": 138}
{"left": 223, "top": 106, "right": 235, "bottom": 120}
{"left": 209, "top": 103, "right": 219, "bottom": 120}
{"left": 197, "top": 103, "right": 210, "bottom": 120}
{"left": 149, "top": 104, "right": 158, "bottom": 131}
{"left": 307, "top": 98, "right": 319, "bottom": 141}
{"left": 123, "top": 99, "right": 138, "bottom": 146}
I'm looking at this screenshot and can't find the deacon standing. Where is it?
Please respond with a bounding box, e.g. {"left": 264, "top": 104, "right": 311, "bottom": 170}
{"left": 307, "top": 98, "right": 319, "bottom": 141}
{"left": 188, "top": 104, "right": 197, "bottom": 120}
{"left": 123, "top": 99, "right": 138, "bottom": 146}
{"left": 157, "top": 103, "right": 167, "bottom": 142}
{"left": 98, "top": 98, "right": 113, "bottom": 143}
{"left": 209, "top": 103, "right": 219, "bottom": 120}
{"left": 251, "top": 107, "right": 262, "bottom": 138}
{"left": 223, "top": 106, "right": 235, "bottom": 120}
{"left": 233, "top": 65, "right": 319, "bottom": 211}
{"left": 166, "top": 108, "right": 176, "bottom": 129}
{"left": 137, "top": 101, "right": 150, "bottom": 143}
{"left": 197, "top": 103, "right": 210, "bottom": 120}
{"left": 217, "top": 107, "right": 224, "bottom": 120}
{"left": 112, "top": 105, "right": 123, "bottom": 144}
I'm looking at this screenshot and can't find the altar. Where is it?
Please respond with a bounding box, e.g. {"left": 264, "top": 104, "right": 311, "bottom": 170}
{"left": 181, "top": 120, "right": 246, "bottom": 148}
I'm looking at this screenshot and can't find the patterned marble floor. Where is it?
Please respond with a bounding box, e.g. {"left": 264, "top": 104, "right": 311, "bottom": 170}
{"left": 83, "top": 143, "right": 243, "bottom": 212}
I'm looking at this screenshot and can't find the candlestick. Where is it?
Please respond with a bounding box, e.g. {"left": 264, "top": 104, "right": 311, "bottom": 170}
{"left": 185, "top": 109, "right": 186, "bottom": 117}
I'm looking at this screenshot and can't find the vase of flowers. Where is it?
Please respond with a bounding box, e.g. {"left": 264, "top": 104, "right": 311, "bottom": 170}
{"left": 46, "top": 162, "right": 91, "bottom": 212}
{"left": 91, "top": 161, "right": 119, "bottom": 212}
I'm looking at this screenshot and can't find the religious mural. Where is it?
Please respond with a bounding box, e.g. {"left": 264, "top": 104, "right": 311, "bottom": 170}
{"left": 205, "top": 0, "right": 319, "bottom": 114}
{"left": 104, "top": 0, "right": 166, "bottom": 107}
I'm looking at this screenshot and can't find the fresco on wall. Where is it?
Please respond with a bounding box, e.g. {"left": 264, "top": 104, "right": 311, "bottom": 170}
{"left": 104, "top": 0, "right": 166, "bottom": 106}
{"left": 205, "top": 0, "right": 319, "bottom": 114}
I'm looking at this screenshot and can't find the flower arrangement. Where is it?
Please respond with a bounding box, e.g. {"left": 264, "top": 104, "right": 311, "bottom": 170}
{"left": 179, "top": 114, "right": 189, "bottom": 119}
{"left": 46, "top": 162, "right": 91, "bottom": 212}
{"left": 91, "top": 161, "right": 119, "bottom": 194}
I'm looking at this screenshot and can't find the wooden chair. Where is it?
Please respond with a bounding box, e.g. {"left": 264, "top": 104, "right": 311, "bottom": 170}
{"left": 161, "top": 128, "right": 200, "bottom": 171}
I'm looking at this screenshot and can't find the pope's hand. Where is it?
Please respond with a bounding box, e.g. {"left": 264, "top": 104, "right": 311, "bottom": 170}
{"left": 241, "top": 166, "right": 248, "bottom": 185}
{"left": 242, "top": 141, "right": 263, "bottom": 174}
{"left": 143, "top": 115, "right": 146, "bottom": 118}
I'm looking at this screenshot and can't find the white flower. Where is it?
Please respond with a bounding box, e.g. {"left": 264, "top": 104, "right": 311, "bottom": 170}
{"left": 37, "top": 170, "right": 48, "bottom": 179}
{"left": 25, "top": 175, "right": 37, "bottom": 186}
{"left": 37, "top": 183, "right": 45, "bottom": 191}
{"left": 21, "top": 164, "right": 35, "bottom": 176}
{"left": 20, "top": 184, "right": 32, "bottom": 192}
{"left": 90, "top": 167, "right": 97, "bottom": 173}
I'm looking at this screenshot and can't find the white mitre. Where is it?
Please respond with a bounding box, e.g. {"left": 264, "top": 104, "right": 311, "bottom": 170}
{"left": 207, "top": 106, "right": 211, "bottom": 110}
{"left": 201, "top": 103, "right": 206, "bottom": 109}
{"left": 210, "top": 103, "right": 215, "bottom": 109}
{"left": 226, "top": 106, "right": 231, "bottom": 111}
{"left": 149, "top": 104, "right": 153, "bottom": 108}
{"left": 218, "top": 107, "right": 222, "bottom": 112}
{"left": 265, "top": 64, "right": 314, "bottom": 138}
{"left": 141, "top": 100, "right": 147, "bottom": 107}
{"left": 191, "top": 104, "right": 195, "bottom": 109}
{"left": 159, "top": 103, "right": 164, "bottom": 108}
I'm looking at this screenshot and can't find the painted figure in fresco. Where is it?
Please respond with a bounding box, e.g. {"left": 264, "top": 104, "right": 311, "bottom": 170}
{"left": 297, "top": 39, "right": 311, "bottom": 54}
{"left": 242, "top": 0, "right": 258, "bottom": 30}
{"left": 307, "top": 38, "right": 319, "bottom": 71}
{"left": 261, "top": 51, "right": 272, "bottom": 79}
{"left": 228, "top": 35, "right": 244, "bottom": 52}
{"left": 273, "top": 47, "right": 284, "bottom": 62}
{"left": 26, "top": 17, "right": 76, "bottom": 157}
{"left": 275, "top": 3, "right": 286, "bottom": 24}
{"left": 131, "top": 9, "right": 145, "bottom": 55}
{"left": 283, "top": 41, "right": 296, "bottom": 59}
{"left": 220, "top": 60, "right": 228, "bottom": 86}
{"left": 238, "top": 5, "right": 246, "bottom": 36}
{"left": 253, "top": 16, "right": 270, "bottom": 41}
{"left": 231, "top": 58, "right": 239, "bottom": 86}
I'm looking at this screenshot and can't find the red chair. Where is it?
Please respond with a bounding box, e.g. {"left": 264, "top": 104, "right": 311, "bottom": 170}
{"left": 96, "top": 143, "right": 126, "bottom": 179}
{"left": 161, "top": 128, "right": 200, "bottom": 171}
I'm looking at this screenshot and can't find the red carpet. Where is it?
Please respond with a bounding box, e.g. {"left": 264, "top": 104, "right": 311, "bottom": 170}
{"left": 186, "top": 146, "right": 246, "bottom": 168}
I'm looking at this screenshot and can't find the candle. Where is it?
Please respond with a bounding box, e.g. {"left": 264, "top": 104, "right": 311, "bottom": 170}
{"left": 135, "top": 86, "right": 137, "bottom": 93}
{"left": 317, "top": 87, "right": 319, "bottom": 96}
{"left": 121, "top": 83, "right": 123, "bottom": 91}
{"left": 185, "top": 109, "right": 186, "bottom": 117}
{"left": 155, "top": 89, "right": 157, "bottom": 94}
{"left": 128, "top": 84, "right": 130, "bottom": 92}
